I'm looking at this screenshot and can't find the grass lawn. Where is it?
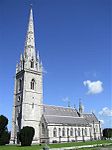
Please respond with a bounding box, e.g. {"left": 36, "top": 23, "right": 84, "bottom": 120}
{"left": 49, "top": 140, "right": 112, "bottom": 148}
{"left": 0, "top": 140, "right": 111, "bottom": 150}
{"left": 79, "top": 145, "right": 112, "bottom": 150}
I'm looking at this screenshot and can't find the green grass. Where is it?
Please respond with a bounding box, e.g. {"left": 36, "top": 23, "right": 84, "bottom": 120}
{"left": 79, "top": 145, "right": 112, "bottom": 150}
{"left": 49, "top": 140, "right": 112, "bottom": 148}
{"left": 0, "top": 140, "right": 111, "bottom": 150}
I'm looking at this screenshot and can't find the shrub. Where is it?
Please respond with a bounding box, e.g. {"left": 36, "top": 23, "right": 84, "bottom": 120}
{"left": 103, "top": 128, "right": 112, "bottom": 139}
{"left": 0, "top": 115, "right": 8, "bottom": 135}
{"left": 52, "top": 140, "right": 57, "bottom": 143}
{"left": 0, "top": 130, "right": 10, "bottom": 145}
{"left": 0, "top": 115, "right": 10, "bottom": 145}
{"left": 19, "top": 126, "right": 35, "bottom": 146}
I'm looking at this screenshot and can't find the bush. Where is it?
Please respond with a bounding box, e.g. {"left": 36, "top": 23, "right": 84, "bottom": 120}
{"left": 0, "top": 115, "right": 10, "bottom": 145}
{"left": 19, "top": 126, "right": 35, "bottom": 146}
{"left": 52, "top": 140, "right": 57, "bottom": 143}
{"left": 0, "top": 115, "right": 8, "bottom": 135}
{"left": 0, "top": 130, "right": 10, "bottom": 145}
{"left": 103, "top": 128, "right": 112, "bottom": 139}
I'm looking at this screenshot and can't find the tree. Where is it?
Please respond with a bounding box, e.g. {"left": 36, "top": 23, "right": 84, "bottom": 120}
{"left": 0, "top": 115, "right": 8, "bottom": 135}
{"left": 103, "top": 128, "right": 112, "bottom": 139}
{"left": 19, "top": 126, "right": 35, "bottom": 146}
{"left": 0, "top": 115, "right": 10, "bottom": 145}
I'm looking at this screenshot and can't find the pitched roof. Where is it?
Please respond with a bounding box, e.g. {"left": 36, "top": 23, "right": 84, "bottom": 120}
{"left": 44, "top": 115, "right": 90, "bottom": 126}
{"left": 82, "top": 113, "right": 99, "bottom": 123}
{"left": 43, "top": 105, "right": 90, "bottom": 126}
{"left": 43, "top": 105, "right": 79, "bottom": 117}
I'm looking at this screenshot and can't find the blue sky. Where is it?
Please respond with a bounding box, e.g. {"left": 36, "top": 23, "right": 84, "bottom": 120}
{"left": 0, "top": 0, "right": 111, "bottom": 130}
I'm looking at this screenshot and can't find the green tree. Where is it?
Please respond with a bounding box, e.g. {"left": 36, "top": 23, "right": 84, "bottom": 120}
{"left": 19, "top": 126, "right": 35, "bottom": 146}
{"left": 0, "top": 115, "right": 10, "bottom": 145}
{"left": 103, "top": 128, "right": 112, "bottom": 139}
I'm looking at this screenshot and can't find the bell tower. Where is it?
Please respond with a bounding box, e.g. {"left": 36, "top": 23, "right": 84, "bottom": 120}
{"left": 10, "top": 8, "right": 43, "bottom": 144}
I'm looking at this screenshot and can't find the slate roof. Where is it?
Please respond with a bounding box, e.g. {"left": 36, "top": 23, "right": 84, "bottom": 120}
{"left": 44, "top": 115, "right": 90, "bottom": 126}
{"left": 82, "top": 113, "right": 99, "bottom": 123}
{"left": 43, "top": 105, "right": 91, "bottom": 126}
{"left": 43, "top": 105, "right": 79, "bottom": 117}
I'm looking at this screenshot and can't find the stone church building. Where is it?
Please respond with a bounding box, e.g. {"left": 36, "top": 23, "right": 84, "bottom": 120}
{"left": 10, "top": 8, "right": 102, "bottom": 144}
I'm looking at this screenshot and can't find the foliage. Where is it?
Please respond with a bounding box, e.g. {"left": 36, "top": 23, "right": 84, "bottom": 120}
{"left": 19, "top": 126, "right": 35, "bottom": 146}
{"left": 103, "top": 128, "right": 112, "bottom": 139}
{"left": 0, "top": 115, "right": 10, "bottom": 145}
{"left": 0, "top": 115, "right": 8, "bottom": 135}
{"left": 0, "top": 130, "right": 10, "bottom": 145}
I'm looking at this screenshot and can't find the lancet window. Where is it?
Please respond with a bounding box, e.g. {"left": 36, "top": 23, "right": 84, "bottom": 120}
{"left": 31, "top": 79, "right": 35, "bottom": 90}
{"left": 53, "top": 127, "right": 57, "bottom": 137}
{"left": 31, "top": 59, "right": 34, "bottom": 68}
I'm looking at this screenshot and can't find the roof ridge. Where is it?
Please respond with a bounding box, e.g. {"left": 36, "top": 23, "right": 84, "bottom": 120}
{"left": 44, "top": 114, "right": 84, "bottom": 119}
{"left": 43, "top": 104, "right": 77, "bottom": 110}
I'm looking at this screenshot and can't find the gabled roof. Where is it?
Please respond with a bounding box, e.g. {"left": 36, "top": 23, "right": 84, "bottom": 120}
{"left": 82, "top": 113, "right": 99, "bottom": 123}
{"left": 43, "top": 105, "right": 79, "bottom": 117}
{"left": 43, "top": 105, "right": 90, "bottom": 126}
{"left": 44, "top": 115, "right": 90, "bottom": 126}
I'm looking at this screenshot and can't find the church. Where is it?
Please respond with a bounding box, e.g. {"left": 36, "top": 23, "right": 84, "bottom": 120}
{"left": 10, "top": 8, "right": 102, "bottom": 144}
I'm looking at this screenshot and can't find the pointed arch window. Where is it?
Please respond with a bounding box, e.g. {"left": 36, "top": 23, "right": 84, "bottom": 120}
{"left": 53, "top": 127, "right": 57, "bottom": 137}
{"left": 42, "top": 123, "right": 45, "bottom": 135}
{"left": 67, "top": 128, "right": 69, "bottom": 136}
{"left": 18, "top": 96, "right": 21, "bottom": 102}
{"left": 75, "top": 128, "right": 77, "bottom": 137}
{"left": 85, "top": 128, "right": 87, "bottom": 136}
{"left": 78, "top": 128, "right": 81, "bottom": 137}
{"left": 31, "top": 59, "right": 34, "bottom": 68}
{"left": 59, "top": 128, "right": 61, "bottom": 137}
{"left": 62, "top": 128, "right": 65, "bottom": 137}
{"left": 70, "top": 128, "right": 73, "bottom": 136}
{"left": 31, "top": 79, "right": 35, "bottom": 90}
{"left": 18, "top": 79, "right": 22, "bottom": 91}
{"left": 95, "top": 125, "right": 98, "bottom": 132}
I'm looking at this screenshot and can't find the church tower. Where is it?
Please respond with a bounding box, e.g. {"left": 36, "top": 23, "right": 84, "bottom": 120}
{"left": 10, "top": 8, "right": 43, "bottom": 144}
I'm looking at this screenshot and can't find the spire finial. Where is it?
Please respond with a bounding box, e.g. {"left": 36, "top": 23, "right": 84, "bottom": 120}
{"left": 68, "top": 100, "right": 70, "bottom": 107}
{"left": 79, "top": 98, "right": 83, "bottom": 113}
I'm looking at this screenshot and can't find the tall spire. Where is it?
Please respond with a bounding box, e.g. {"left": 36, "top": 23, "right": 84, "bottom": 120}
{"left": 24, "top": 7, "right": 36, "bottom": 60}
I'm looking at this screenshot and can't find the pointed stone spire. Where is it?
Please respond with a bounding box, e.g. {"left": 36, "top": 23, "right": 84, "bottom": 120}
{"left": 37, "top": 51, "right": 40, "bottom": 61}
{"left": 24, "top": 7, "right": 36, "bottom": 60}
{"left": 20, "top": 54, "right": 23, "bottom": 61}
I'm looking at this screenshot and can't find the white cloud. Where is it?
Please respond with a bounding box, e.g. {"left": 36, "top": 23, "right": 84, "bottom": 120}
{"left": 99, "top": 107, "right": 112, "bottom": 117}
{"left": 83, "top": 80, "right": 103, "bottom": 94}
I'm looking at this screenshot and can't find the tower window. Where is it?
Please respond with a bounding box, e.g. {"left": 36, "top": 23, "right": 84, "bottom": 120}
{"left": 32, "top": 103, "right": 34, "bottom": 108}
{"left": 31, "top": 79, "right": 35, "bottom": 90}
{"left": 31, "top": 59, "right": 34, "bottom": 68}
{"left": 18, "top": 96, "right": 21, "bottom": 102}
{"left": 18, "top": 79, "right": 22, "bottom": 91}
